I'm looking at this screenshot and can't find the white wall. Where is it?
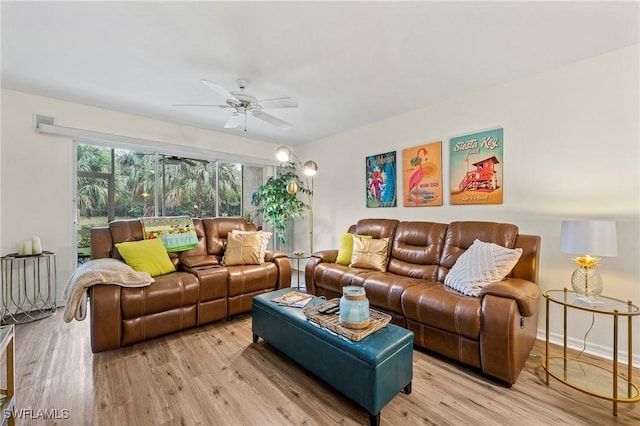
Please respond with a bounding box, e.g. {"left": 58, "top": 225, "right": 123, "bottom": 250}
{"left": 0, "top": 89, "right": 281, "bottom": 307}
{"left": 298, "top": 45, "right": 640, "bottom": 362}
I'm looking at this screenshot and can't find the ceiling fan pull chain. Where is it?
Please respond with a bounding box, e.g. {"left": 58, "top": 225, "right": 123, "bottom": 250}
{"left": 244, "top": 112, "right": 247, "bottom": 132}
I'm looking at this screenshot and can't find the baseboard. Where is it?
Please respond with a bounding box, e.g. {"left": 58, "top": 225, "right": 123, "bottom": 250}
{"left": 537, "top": 328, "right": 640, "bottom": 366}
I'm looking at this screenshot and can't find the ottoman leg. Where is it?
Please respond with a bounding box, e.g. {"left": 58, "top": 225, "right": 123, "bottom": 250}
{"left": 369, "top": 412, "right": 380, "bottom": 426}
{"left": 403, "top": 381, "right": 412, "bottom": 395}
{"left": 252, "top": 333, "right": 259, "bottom": 343}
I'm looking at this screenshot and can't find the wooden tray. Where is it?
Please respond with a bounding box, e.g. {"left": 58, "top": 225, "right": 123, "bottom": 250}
{"left": 303, "top": 298, "right": 391, "bottom": 342}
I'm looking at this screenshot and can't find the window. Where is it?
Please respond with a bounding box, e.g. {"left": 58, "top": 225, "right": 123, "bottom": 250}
{"left": 76, "top": 143, "right": 265, "bottom": 264}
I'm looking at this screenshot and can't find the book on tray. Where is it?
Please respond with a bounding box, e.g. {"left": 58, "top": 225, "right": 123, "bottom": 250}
{"left": 272, "top": 291, "right": 313, "bottom": 308}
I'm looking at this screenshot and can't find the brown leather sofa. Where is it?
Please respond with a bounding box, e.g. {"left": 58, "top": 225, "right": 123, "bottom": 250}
{"left": 305, "top": 219, "right": 540, "bottom": 386}
{"left": 89, "top": 217, "right": 291, "bottom": 353}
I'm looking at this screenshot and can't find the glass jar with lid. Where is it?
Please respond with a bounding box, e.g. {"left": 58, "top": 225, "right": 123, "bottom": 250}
{"left": 339, "top": 286, "right": 370, "bottom": 329}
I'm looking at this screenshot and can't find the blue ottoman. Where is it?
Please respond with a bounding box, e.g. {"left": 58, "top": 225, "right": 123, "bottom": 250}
{"left": 252, "top": 288, "right": 414, "bottom": 426}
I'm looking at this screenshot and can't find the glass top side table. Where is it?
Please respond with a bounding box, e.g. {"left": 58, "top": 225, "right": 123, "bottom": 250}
{"left": 286, "top": 253, "right": 311, "bottom": 291}
{"left": 1, "top": 251, "right": 57, "bottom": 324}
{"left": 542, "top": 288, "right": 640, "bottom": 415}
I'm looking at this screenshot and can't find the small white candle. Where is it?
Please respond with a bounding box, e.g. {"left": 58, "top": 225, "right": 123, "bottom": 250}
{"left": 22, "top": 240, "right": 33, "bottom": 256}
{"left": 32, "top": 236, "right": 42, "bottom": 254}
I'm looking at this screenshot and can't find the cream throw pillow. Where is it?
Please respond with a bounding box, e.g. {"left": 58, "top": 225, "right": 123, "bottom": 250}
{"left": 444, "top": 239, "right": 523, "bottom": 297}
{"left": 350, "top": 236, "right": 390, "bottom": 272}
{"left": 231, "top": 230, "right": 272, "bottom": 262}
{"left": 223, "top": 232, "right": 264, "bottom": 266}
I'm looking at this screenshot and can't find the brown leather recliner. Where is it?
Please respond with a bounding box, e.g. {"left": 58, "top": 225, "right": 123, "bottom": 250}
{"left": 89, "top": 217, "right": 291, "bottom": 353}
{"left": 305, "top": 219, "right": 541, "bottom": 386}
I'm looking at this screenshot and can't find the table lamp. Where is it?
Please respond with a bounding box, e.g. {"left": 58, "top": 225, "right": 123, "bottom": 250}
{"left": 560, "top": 220, "right": 617, "bottom": 302}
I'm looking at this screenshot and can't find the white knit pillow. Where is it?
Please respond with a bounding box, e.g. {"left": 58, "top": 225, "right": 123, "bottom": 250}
{"left": 444, "top": 239, "right": 523, "bottom": 297}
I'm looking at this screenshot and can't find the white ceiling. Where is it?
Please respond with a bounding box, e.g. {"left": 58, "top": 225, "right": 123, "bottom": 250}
{"left": 2, "top": 1, "right": 638, "bottom": 146}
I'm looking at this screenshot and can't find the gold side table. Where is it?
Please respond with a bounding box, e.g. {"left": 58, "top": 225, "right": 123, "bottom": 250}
{"left": 0, "top": 325, "right": 15, "bottom": 426}
{"left": 543, "top": 288, "right": 640, "bottom": 415}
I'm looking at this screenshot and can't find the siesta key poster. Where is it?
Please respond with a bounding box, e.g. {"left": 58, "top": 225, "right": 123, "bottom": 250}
{"left": 402, "top": 141, "right": 442, "bottom": 207}
{"left": 449, "top": 128, "right": 503, "bottom": 205}
{"left": 366, "top": 151, "right": 397, "bottom": 208}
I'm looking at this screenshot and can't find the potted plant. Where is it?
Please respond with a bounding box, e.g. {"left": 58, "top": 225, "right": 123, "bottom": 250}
{"left": 251, "top": 162, "right": 311, "bottom": 250}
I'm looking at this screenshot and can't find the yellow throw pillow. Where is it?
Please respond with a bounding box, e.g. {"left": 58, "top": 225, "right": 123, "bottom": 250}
{"left": 336, "top": 233, "right": 372, "bottom": 266}
{"left": 223, "top": 231, "right": 264, "bottom": 266}
{"left": 350, "top": 236, "right": 390, "bottom": 272}
{"left": 115, "top": 238, "right": 176, "bottom": 277}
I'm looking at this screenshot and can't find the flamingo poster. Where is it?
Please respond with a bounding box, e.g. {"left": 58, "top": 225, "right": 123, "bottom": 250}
{"left": 402, "top": 142, "right": 443, "bottom": 206}
{"left": 449, "top": 127, "right": 503, "bottom": 205}
{"left": 366, "top": 151, "right": 397, "bottom": 208}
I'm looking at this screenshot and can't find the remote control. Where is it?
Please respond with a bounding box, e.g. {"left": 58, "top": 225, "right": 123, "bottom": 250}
{"left": 318, "top": 302, "right": 338, "bottom": 313}
{"left": 325, "top": 306, "right": 340, "bottom": 314}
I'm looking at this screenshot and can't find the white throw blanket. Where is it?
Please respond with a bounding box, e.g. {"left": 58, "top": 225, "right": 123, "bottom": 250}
{"left": 63, "top": 258, "right": 154, "bottom": 322}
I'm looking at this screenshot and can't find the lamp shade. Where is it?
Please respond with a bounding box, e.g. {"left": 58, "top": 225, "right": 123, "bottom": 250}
{"left": 560, "top": 220, "right": 618, "bottom": 257}
{"left": 303, "top": 160, "right": 318, "bottom": 176}
{"left": 275, "top": 146, "right": 291, "bottom": 162}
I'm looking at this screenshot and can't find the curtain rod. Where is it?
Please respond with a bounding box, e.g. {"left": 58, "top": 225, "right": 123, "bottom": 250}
{"left": 34, "top": 115, "right": 279, "bottom": 167}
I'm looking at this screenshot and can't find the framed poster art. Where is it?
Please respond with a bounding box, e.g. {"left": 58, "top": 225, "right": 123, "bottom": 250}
{"left": 402, "top": 141, "right": 442, "bottom": 207}
{"left": 366, "top": 151, "right": 397, "bottom": 208}
{"left": 449, "top": 127, "right": 503, "bottom": 205}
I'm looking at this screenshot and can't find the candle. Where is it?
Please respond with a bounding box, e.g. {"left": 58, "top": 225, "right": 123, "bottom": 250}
{"left": 32, "top": 236, "right": 42, "bottom": 254}
{"left": 22, "top": 240, "right": 33, "bottom": 256}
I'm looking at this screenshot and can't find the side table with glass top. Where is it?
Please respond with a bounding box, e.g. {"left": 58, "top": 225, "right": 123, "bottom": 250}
{"left": 542, "top": 288, "right": 640, "bottom": 415}
{"left": 1, "top": 251, "right": 57, "bottom": 324}
{"left": 286, "top": 253, "right": 310, "bottom": 291}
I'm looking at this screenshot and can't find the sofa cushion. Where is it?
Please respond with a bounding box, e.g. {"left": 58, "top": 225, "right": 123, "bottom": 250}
{"left": 223, "top": 232, "right": 264, "bottom": 266}
{"left": 444, "top": 239, "right": 523, "bottom": 297}
{"left": 350, "top": 236, "right": 390, "bottom": 272}
{"left": 388, "top": 221, "right": 448, "bottom": 280}
{"left": 440, "top": 221, "right": 519, "bottom": 271}
{"left": 115, "top": 238, "right": 176, "bottom": 277}
{"left": 401, "top": 283, "right": 482, "bottom": 340}
{"left": 227, "top": 263, "right": 279, "bottom": 297}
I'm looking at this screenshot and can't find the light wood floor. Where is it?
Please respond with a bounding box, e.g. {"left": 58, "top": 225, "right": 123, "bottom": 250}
{"left": 11, "top": 310, "right": 640, "bottom": 426}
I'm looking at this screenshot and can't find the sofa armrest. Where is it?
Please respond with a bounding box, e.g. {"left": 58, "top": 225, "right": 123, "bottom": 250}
{"left": 304, "top": 250, "right": 339, "bottom": 295}
{"left": 479, "top": 278, "right": 540, "bottom": 317}
{"left": 312, "top": 249, "right": 339, "bottom": 263}
{"left": 89, "top": 284, "right": 122, "bottom": 353}
{"left": 265, "top": 250, "right": 291, "bottom": 289}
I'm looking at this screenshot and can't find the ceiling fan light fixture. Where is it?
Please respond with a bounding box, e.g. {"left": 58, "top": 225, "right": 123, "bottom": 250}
{"left": 276, "top": 146, "right": 292, "bottom": 162}
{"left": 303, "top": 160, "right": 318, "bottom": 176}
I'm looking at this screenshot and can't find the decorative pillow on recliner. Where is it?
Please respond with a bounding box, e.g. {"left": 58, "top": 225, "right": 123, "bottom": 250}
{"left": 230, "top": 230, "right": 272, "bottom": 262}
{"left": 336, "top": 233, "right": 372, "bottom": 266}
{"left": 444, "top": 239, "right": 523, "bottom": 297}
{"left": 223, "top": 231, "right": 264, "bottom": 266}
{"left": 349, "top": 236, "right": 390, "bottom": 272}
{"left": 115, "top": 238, "right": 176, "bottom": 277}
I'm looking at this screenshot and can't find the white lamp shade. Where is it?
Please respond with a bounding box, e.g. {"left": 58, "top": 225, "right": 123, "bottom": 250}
{"left": 275, "top": 146, "right": 291, "bottom": 162}
{"left": 560, "top": 220, "right": 618, "bottom": 257}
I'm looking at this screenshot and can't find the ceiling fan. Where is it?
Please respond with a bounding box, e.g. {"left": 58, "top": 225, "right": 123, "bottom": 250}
{"left": 174, "top": 79, "right": 298, "bottom": 131}
{"left": 165, "top": 156, "right": 216, "bottom": 167}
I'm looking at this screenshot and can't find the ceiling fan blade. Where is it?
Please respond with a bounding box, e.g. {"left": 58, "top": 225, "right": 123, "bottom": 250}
{"left": 224, "top": 113, "right": 243, "bottom": 129}
{"left": 257, "top": 97, "right": 298, "bottom": 109}
{"left": 252, "top": 111, "right": 292, "bottom": 130}
{"left": 201, "top": 79, "right": 237, "bottom": 100}
{"left": 173, "top": 103, "right": 230, "bottom": 108}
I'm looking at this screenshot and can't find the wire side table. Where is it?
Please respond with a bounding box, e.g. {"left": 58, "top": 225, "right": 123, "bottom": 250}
{"left": 1, "top": 251, "right": 57, "bottom": 324}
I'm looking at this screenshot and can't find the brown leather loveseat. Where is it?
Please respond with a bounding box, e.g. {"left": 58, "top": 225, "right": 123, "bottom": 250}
{"left": 89, "top": 217, "right": 291, "bottom": 353}
{"left": 305, "top": 219, "right": 540, "bottom": 386}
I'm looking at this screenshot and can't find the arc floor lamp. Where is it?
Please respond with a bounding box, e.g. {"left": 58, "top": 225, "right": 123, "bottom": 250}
{"left": 275, "top": 146, "right": 318, "bottom": 253}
